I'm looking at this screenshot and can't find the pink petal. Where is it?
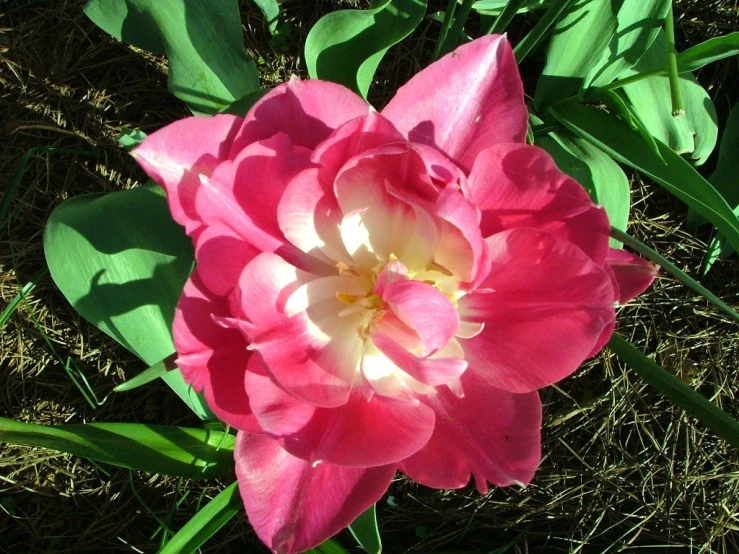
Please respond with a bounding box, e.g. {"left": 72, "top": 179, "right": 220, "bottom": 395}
{"left": 382, "top": 279, "right": 459, "bottom": 356}
{"left": 399, "top": 370, "right": 541, "bottom": 492}
{"left": 134, "top": 114, "right": 243, "bottom": 234}
{"left": 458, "top": 228, "right": 616, "bottom": 393}
{"left": 382, "top": 35, "right": 527, "bottom": 171}
{"left": 244, "top": 354, "right": 435, "bottom": 467}
{"left": 371, "top": 331, "right": 468, "bottom": 387}
{"left": 235, "top": 432, "right": 396, "bottom": 554}
{"left": 194, "top": 223, "right": 259, "bottom": 297}
{"left": 606, "top": 248, "right": 658, "bottom": 304}
{"left": 238, "top": 254, "right": 354, "bottom": 407}
{"left": 311, "top": 110, "right": 405, "bottom": 178}
{"left": 465, "top": 143, "right": 611, "bottom": 266}
{"left": 173, "top": 270, "right": 259, "bottom": 432}
{"left": 231, "top": 77, "right": 370, "bottom": 155}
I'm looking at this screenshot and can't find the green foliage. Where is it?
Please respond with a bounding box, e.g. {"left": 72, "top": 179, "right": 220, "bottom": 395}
{"left": 678, "top": 32, "right": 739, "bottom": 72}
{"left": 158, "top": 482, "right": 242, "bottom": 554}
{"left": 536, "top": 130, "right": 630, "bottom": 247}
{"left": 348, "top": 504, "right": 382, "bottom": 554}
{"left": 253, "top": 0, "right": 281, "bottom": 34}
{"left": 0, "top": 418, "right": 235, "bottom": 478}
{"left": 44, "top": 185, "right": 212, "bottom": 419}
{"left": 83, "top": 0, "right": 260, "bottom": 113}
{"left": 608, "top": 335, "right": 739, "bottom": 449}
{"left": 305, "top": 0, "right": 427, "bottom": 99}
{"left": 550, "top": 102, "right": 739, "bottom": 255}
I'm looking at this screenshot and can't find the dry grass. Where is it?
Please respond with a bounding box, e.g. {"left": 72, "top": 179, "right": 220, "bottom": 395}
{"left": 1, "top": 0, "right": 738, "bottom": 552}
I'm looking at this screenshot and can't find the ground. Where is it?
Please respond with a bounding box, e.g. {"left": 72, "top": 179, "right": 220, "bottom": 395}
{"left": 1, "top": 0, "right": 738, "bottom": 552}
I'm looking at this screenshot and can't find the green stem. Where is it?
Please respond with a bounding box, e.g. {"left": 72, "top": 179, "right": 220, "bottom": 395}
{"left": 486, "top": 0, "right": 527, "bottom": 35}
{"left": 665, "top": 2, "right": 685, "bottom": 118}
{"left": 441, "top": 0, "right": 476, "bottom": 57}
{"left": 610, "top": 227, "right": 739, "bottom": 323}
{"left": 514, "top": 0, "right": 575, "bottom": 63}
{"left": 434, "top": 0, "right": 458, "bottom": 60}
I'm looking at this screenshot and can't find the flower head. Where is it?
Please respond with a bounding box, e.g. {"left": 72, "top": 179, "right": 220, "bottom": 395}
{"left": 135, "top": 35, "right": 656, "bottom": 554}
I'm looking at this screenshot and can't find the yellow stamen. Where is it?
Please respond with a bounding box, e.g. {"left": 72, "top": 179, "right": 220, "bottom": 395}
{"left": 427, "top": 260, "right": 454, "bottom": 276}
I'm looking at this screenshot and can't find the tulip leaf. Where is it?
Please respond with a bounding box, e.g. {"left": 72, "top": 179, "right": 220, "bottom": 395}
{"left": 678, "top": 32, "right": 739, "bottom": 73}
{"left": 549, "top": 102, "right": 739, "bottom": 255}
{"left": 0, "top": 418, "right": 235, "bottom": 479}
{"left": 536, "top": 130, "right": 630, "bottom": 248}
{"left": 252, "top": 0, "right": 281, "bottom": 34}
{"left": 159, "top": 482, "right": 242, "bottom": 554}
{"left": 534, "top": 0, "right": 617, "bottom": 107}
{"left": 44, "top": 185, "right": 213, "bottom": 419}
{"left": 305, "top": 0, "right": 427, "bottom": 99}
{"left": 473, "top": 0, "right": 548, "bottom": 14}
{"left": 349, "top": 504, "right": 382, "bottom": 554}
{"left": 307, "top": 539, "right": 352, "bottom": 554}
{"left": 514, "top": 0, "right": 577, "bottom": 64}
{"left": 583, "top": 0, "right": 670, "bottom": 90}
{"left": 608, "top": 334, "right": 739, "bottom": 449}
{"left": 83, "top": 0, "right": 260, "bottom": 113}
{"left": 598, "top": 89, "right": 664, "bottom": 163}
{"left": 702, "top": 102, "right": 739, "bottom": 272}
{"left": 621, "top": 30, "right": 718, "bottom": 165}
{"left": 114, "top": 357, "right": 173, "bottom": 393}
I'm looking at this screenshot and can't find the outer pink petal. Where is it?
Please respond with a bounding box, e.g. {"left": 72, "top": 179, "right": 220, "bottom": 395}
{"left": 173, "top": 270, "right": 259, "bottom": 432}
{"left": 231, "top": 78, "right": 370, "bottom": 154}
{"left": 235, "top": 432, "right": 396, "bottom": 554}
{"left": 465, "top": 143, "right": 611, "bottom": 266}
{"left": 458, "top": 228, "right": 616, "bottom": 393}
{"left": 381, "top": 35, "right": 527, "bottom": 171}
{"left": 606, "top": 248, "right": 658, "bottom": 304}
{"left": 382, "top": 279, "right": 459, "bottom": 356}
{"left": 134, "top": 114, "right": 242, "bottom": 235}
{"left": 243, "top": 355, "right": 435, "bottom": 467}
{"left": 399, "top": 370, "right": 541, "bottom": 492}
{"left": 194, "top": 223, "right": 259, "bottom": 297}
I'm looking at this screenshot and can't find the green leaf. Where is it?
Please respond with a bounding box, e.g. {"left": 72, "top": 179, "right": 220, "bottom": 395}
{"left": 253, "top": 0, "right": 281, "bottom": 34}
{"left": 534, "top": 0, "right": 616, "bottom": 108}
{"left": 514, "top": 0, "right": 577, "bottom": 64}
{"left": 598, "top": 89, "right": 665, "bottom": 163}
{"left": 473, "top": 0, "right": 548, "bottom": 14}
{"left": 83, "top": 0, "right": 260, "bottom": 113}
{"left": 305, "top": 0, "right": 427, "bottom": 99}
{"left": 437, "top": 0, "right": 475, "bottom": 58}
{"left": 220, "top": 88, "right": 269, "bottom": 116}
{"left": 118, "top": 126, "right": 147, "bottom": 151}
{"left": 44, "top": 185, "right": 213, "bottom": 419}
{"left": 114, "top": 356, "right": 174, "bottom": 392}
{"left": 158, "top": 482, "right": 241, "bottom": 554}
{"left": 678, "top": 32, "right": 739, "bottom": 73}
{"left": 0, "top": 418, "right": 235, "bottom": 479}
{"left": 549, "top": 102, "right": 739, "bottom": 255}
{"left": 307, "top": 539, "right": 352, "bottom": 554}
{"left": 621, "top": 30, "right": 718, "bottom": 165}
{"left": 608, "top": 334, "right": 739, "bottom": 449}
{"left": 536, "top": 130, "right": 630, "bottom": 247}
{"left": 583, "top": 0, "right": 670, "bottom": 90}
{"left": 484, "top": 0, "right": 528, "bottom": 34}
{"left": 349, "top": 504, "right": 382, "bottom": 554}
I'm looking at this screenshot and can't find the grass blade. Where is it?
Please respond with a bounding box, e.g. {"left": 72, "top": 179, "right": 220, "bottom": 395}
{"left": 0, "top": 418, "right": 235, "bottom": 479}
{"left": 114, "top": 355, "right": 176, "bottom": 393}
{"left": 437, "top": 0, "right": 475, "bottom": 57}
{"left": 514, "top": 0, "right": 576, "bottom": 63}
{"left": 608, "top": 334, "right": 739, "bottom": 449}
{"left": 610, "top": 227, "right": 739, "bottom": 323}
{"left": 485, "top": 0, "right": 528, "bottom": 34}
{"left": 158, "top": 482, "right": 241, "bottom": 554}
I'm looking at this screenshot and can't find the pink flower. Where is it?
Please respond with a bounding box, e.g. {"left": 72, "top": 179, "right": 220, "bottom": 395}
{"left": 135, "top": 35, "right": 656, "bottom": 554}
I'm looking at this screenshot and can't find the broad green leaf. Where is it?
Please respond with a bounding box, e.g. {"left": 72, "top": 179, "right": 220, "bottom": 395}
{"left": 305, "top": 0, "right": 427, "bottom": 99}
{"left": 702, "top": 102, "right": 739, "bottom": 272}
{"left": 599, "top": 89, "right": 664, "bottom": 163}
{"left": 536, "top": 130, "right": 630, "bottom": 247}
{"left": 349, "top": 504, "right": 382, "bottom": 554}
{"left": 159, "top": 482, "right": 241, "bottom": 554}
{"left": 549, "top": 102, "right": 739, "bottom": 255}
{"left": 44, "top": 185, "right": 212, "bottom": 419}
{"left": 253, "top": 0, "right": 281, "bottom": 34}
{"left": 514, "top": 0, "right": 577, "bottom": 63}
{"left": 0, "top": 418, "right": 235, "bottom": 479}
{"left": 118, "top": 127, "right": 147, "bottom": 151}
{"left": 583, "top": 0, "right": 670, "bottom": 90}
{"left": 83, "top": 0, "right": 260, "bottom": 113}
{"left": 220, "top": 88, "right": 269, "bottom": 116}
{"left": 621, "top": 30, "right": 717, "bottom": 165}
{"left": 534, "top": 0, "right": 616, "bottom": 108}
{"left": 678, "top": 32, "right": 739, "bottom": 73}
{"left": 608, "top": 335, "right": 739, "bottom": 449}
{"left": 473, "top": 0, "right": 548, "bottom": 14}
